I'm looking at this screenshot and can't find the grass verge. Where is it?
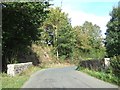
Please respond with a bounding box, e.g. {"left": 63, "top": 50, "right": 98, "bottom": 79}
{"left": 1, "top": 66, "right": 43, "bottom": 89}
{"left": 1, "top": 62, "right": 73, "bottom": 89}
{"left": 78, "top": 67, "right": 120, "bottom": 86}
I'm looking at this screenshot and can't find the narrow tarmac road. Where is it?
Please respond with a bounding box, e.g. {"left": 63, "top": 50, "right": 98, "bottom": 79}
{"left": 21, "top": 66, "right": 118, "bottom": 88}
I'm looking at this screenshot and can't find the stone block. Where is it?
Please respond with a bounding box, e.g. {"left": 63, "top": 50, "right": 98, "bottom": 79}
{"left": 7, "top": 62, "right": 32, "bottom": 76}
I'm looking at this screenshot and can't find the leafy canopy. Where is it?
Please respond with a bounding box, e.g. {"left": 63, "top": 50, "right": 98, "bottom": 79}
{"left": 105, "top": 3, "right": 120, "bottom": 57}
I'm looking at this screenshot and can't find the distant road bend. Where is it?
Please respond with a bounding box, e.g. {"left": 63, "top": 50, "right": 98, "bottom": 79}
{"left": 21, "top": 66, "right": 118, "bottom": 88}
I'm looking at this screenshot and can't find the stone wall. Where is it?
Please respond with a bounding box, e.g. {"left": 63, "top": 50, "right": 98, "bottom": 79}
{"left": 7, "top": 62, "right": 32, "bottom": 76}
{"left": 78, "top": 58, "right": 110, "bottom": 71}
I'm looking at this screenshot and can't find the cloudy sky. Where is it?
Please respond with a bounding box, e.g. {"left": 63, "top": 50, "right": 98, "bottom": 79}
{"left": 51, "top": 0, "right": 119, "bottom": 38}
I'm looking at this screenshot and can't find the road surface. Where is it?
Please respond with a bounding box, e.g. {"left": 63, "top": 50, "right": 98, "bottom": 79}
{"left": 21, "top": 66, "right": 118, "bottom": 88}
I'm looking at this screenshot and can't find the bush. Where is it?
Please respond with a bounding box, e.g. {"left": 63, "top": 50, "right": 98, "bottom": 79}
{"left": 110, "top": 55, "right": 120, "bottom": 77}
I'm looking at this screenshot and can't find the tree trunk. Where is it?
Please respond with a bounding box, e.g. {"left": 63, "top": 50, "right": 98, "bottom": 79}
{"left": 2, "top": 54, "right": 7, "bottom": 73}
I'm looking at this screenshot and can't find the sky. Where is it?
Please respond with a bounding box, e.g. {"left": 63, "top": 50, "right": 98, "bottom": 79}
{"left": 51, "top": 0, "right": 119, "bottom": 38}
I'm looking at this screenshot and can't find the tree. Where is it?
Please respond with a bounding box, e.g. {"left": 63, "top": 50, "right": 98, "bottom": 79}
{"left": 57, "top": 22, "right": 73, "bottom": 59}
{"left": 105, "top": 3, "right": 120, "bottom": 57}
{"left": 41, "top": 7, "right": 73, "bottom": 60}
{"left": 105, "top": 2, "right": 120, "bottom": 78}
{"left": 2, "top": 2, "right": 50, "bottom": 72}
{"left": 73, "top": 21, "right": 104, "bottom": 59}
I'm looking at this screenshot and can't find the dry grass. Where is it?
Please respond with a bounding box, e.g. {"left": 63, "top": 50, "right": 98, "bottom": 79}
{"left": 32, "top": 44, "right": 74, "bottom": 68}
{"left": 32, "top": 44, "right": 53, "bottom": 63}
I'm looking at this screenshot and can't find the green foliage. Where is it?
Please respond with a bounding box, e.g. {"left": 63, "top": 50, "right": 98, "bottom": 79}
{"left": 41, "top": 7, "right": 73, "bottom": 59}
{"left": 79, "top": 67, "right": 120, "bottom": 86}
{"left": 2, "top": 2, "right": 50, "bottom": 55}
{"left": 105, "top": 3, "right": 120, "bottom": 57}
{"left": 110, "top": 55, "right": 120, "bottom": 77}
{"left": 105, "top": 2, "right": 120, "bottom": 80}
{"left": 2, "top": 2, "right": 105, "bottom": 66}
{"left": 73, "top": 21, "right": 105, "bottom": 59}
{"left": 41, "top": 7, "right": 105, "bottom": 61}
{"left": 57, "top": 25, "right": 73, "bottom": 58}
{"left": 2, "top": 2, "right": 50, "bottom": 72}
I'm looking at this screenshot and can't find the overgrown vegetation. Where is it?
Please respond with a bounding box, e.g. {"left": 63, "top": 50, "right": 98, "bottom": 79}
{"left": 105, "top": 2, "right": 120, "bottom": 78}
{"left": 77, "top": 2, "right": 120, "bottom": 86}
{"left": 1, "top": 0, "right": 120, "bottom": 88}
{"left": 2, "top": 1, "right": 106, "bottom": 73}
{"left": 79, "top": 67, "right": 120, "bottom": 86}
{"left": 110, "top": 56, "right": 120, "bottom": 77}
{"left": 2, "top": 2, "right": 50, "bottom": 72}
{"left": 40, "top": 7, "right": 105, "bottom": 63}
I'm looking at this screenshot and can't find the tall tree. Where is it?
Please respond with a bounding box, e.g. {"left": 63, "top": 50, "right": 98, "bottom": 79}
{"left": 105, "top": 3, "right": 120, "bottom": 57}
{"left": 2, "top": 2, "right": 50, "bottom": 72}
{"left": 0, "top": 4, "right": 2, "bottom": 72}
{"left": 41, "top": 7, "right": 73, "bottom": 59}
{"left": 73, "top": 21, "right": 104, "bottom": 58}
